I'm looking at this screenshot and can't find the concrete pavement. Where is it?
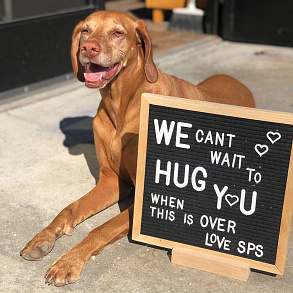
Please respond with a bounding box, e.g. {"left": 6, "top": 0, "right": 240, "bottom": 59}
{"left": 1, "top": 39, "right": 293, "bottom": 292}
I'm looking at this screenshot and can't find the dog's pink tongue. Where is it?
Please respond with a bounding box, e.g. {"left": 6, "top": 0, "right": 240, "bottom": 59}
{"left": 84, "top": 72, "right": 102, "bottom": 82}
{"left": 84, "top": 64, "right": 107, "bottom": 82}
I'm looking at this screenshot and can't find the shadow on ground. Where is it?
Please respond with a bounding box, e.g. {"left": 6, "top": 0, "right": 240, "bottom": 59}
{"left": 60, "top": 116, "right": 99, "bottom": 183}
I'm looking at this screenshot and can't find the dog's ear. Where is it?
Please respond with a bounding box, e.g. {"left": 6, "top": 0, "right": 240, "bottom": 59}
{"left": 71, "top": 21, "right": 85, "bottom": 82}
{"left": 136, "top": 20, "right": 158, "bottom": 83}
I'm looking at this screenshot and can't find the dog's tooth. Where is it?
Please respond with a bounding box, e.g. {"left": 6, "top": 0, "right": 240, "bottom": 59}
{"left": 100, "top": 75, "right": 103, "bottom": 80}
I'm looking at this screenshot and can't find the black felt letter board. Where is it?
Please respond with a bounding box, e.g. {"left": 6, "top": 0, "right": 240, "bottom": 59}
{"left": 140, "top": 104, "right": 293, "bottom": 265}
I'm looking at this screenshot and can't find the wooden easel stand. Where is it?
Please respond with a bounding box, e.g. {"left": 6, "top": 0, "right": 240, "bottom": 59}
{"left": 172, "top": 247, "right": 250, "bottom": 281}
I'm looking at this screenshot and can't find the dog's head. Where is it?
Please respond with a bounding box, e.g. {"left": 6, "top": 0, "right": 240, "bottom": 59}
{"left": 71, "top": 10, "right": 158, "bottom": 89}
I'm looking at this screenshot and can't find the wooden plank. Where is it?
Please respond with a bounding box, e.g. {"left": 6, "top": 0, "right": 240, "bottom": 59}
{"left": 132, "top": 96, "right": 150, "bottom": 239}
{"left": 133, "top": 233, "right": 282, "bottom": 275}
{"left": 275, "top": 144, "right": 293, "bottom": 273}
{"left": 172, "top": 247, "right": 250, "bottom": 281}
{"left": 142, "top": 93, "right": 293, "bottom": 124}
{"left": 152, "top": 9, "right": 165, "bottom": 23}
{"left": 145, "top": 0, "right": 186, "bottom": 10}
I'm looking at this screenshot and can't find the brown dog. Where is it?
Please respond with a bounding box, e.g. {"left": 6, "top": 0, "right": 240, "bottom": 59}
{"left": 20, "top": 10, "right": 255, "bottom": 286}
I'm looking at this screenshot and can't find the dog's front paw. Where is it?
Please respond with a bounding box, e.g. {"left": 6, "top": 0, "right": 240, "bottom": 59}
{"left": 20, "top": 230, "right": 56, "bottom": 261}
{"left": 45, "top": 250, "right": 86, "bottom": 286}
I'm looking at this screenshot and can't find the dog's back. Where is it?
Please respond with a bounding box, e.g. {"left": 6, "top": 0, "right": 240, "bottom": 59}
{"left": 153, "top": 72, "right": 255, "bottom": 108}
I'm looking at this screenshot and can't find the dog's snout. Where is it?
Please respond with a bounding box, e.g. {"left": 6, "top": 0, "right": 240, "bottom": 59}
{"left": 81, "top": 41, "right": 100, "bottom": 58}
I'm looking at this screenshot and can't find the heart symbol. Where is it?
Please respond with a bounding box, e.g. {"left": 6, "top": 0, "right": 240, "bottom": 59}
{"left": 255, "top": 144, "right": 269, "bottom": 157}
{"left": 267, "top": 131, "right": 281, "bottom": 144}
{"left": 225, "top": 194, "right": 239, "bottom": 207}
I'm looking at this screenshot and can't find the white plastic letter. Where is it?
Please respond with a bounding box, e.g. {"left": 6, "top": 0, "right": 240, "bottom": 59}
{"left": 213, "top": 184, "right": 229, "bottom": 210}
{"left": 175, "top": 122, "right": 192, "bottom": 149}
{"left": 154, "top": 119, "right": 175, "bottom": 145}
{"left": 240, "top": 189, "right": 257, "bottom": 216}
{"left": 191, "top": 167, "right": 207, "bottom": 191}
{"left": 173, "top": 162, "right": 189, "bottom": 188}
{"left": 155, "top": 160, "right": 171, "bottom": 186}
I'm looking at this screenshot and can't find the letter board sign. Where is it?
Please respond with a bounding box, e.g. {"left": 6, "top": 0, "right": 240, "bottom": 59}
{"left": 133, "top": 93, "right": 293, "bottom": 275}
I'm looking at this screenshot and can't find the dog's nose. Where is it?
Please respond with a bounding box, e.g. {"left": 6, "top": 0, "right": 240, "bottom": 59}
{"left": 81, "top": 41, "right": 100, "bottom": 58}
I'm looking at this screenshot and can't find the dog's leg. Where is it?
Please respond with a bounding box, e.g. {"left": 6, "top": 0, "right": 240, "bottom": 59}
{"left": 20, "top": 171, "right": 132, "bottom": 261}
{"left": 44, "top": 204, "right": 133, "bottom": 286}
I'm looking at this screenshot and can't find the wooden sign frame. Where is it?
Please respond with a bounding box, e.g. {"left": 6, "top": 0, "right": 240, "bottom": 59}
{"left": 133, "top": 93, "right": 293, "bottom": 280}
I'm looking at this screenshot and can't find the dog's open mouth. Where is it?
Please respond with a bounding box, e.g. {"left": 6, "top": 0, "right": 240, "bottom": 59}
{"left": 84, "top": 62, "right": 120, "bottom": 88}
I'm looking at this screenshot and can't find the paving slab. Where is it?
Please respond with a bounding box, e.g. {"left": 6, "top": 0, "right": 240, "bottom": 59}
{"left": 1, "top": 40, "right": 293, "bottom": 293}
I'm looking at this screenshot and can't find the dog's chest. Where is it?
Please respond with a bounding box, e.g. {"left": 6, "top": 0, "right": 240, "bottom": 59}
{"left": 94, "top": 105, "right": 138, "bottom": 181}
{"left": 110, "top": 135, "right": 122, "bottom": 166}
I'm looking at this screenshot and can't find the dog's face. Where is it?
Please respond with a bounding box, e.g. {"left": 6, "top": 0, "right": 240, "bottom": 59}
{"left": 71, "top": 10, "right": 158, "bottom": 89}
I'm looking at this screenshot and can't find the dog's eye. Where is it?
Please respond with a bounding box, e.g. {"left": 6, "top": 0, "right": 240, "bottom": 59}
{"left": 114, "top": 31, "right": 124, "bottom": 37}
{"left": 82, "top": 29, "right": 89, "bottom": 34}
